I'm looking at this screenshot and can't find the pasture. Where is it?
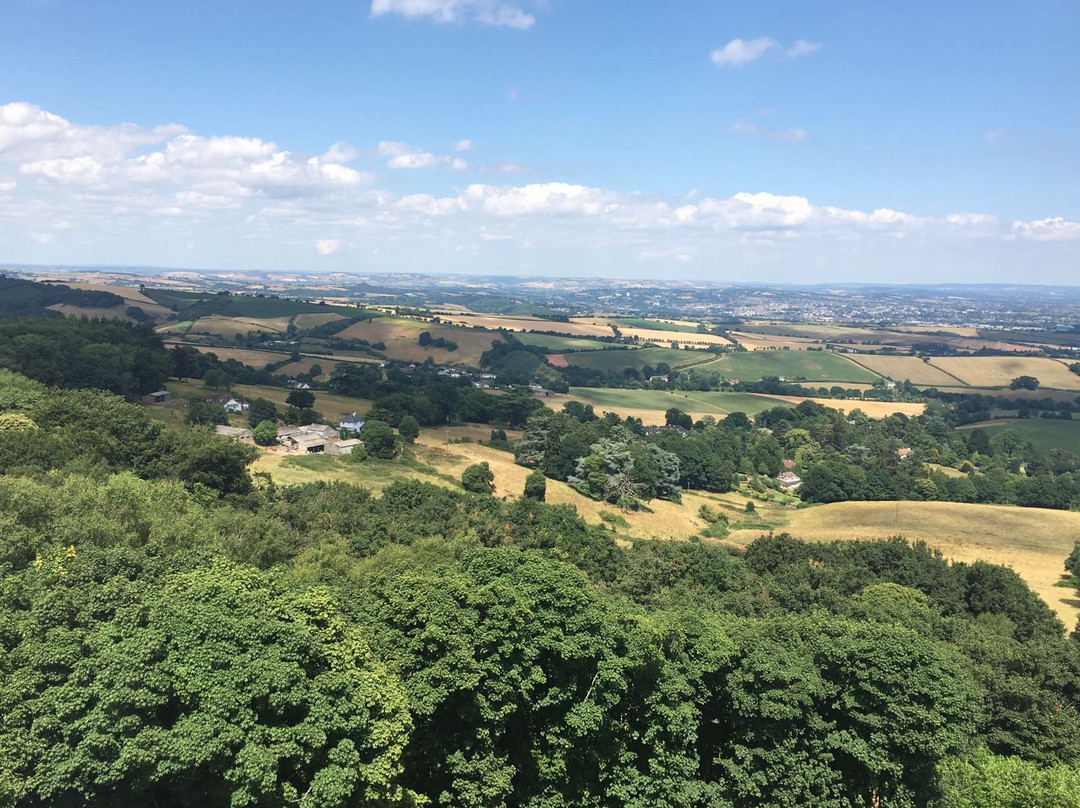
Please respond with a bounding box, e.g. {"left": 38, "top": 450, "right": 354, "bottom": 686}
{"left": 336, "top": 316, "right": 502, "bottom": 365}
{"left": 958, "top": 417, "right": 1080, "bottom": 454}
{"left": 932, "top": 356, "right": 1080, "bottom": 390}
{"left": 514, "top": 332, "right": 619, "bottom": 352}
{"left": 564, "top": 347, "right": 715, "bottom": 372}
{"left": 559, "top": 388, "right": 783, "bottom": 423}
{"left": 725, "top": 500, "right": 1080, "bottom": 627}
{"left": 692, "top": 350, "right": 880, "bottom": 383}
{"left": 164, "top": 344, "right": 293, "bottom": 369}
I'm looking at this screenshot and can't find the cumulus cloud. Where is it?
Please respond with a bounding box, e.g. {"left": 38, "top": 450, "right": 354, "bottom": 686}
{"left": 370, "top": 0, "right": 536, "bottom": 29}
{"left": 732, "top": 121, "right": 807, "bottom": 141}
{"left": 452, "top": 139, "right": 473, "bottom": 152}
{"left": 711, "top": 37, "right": 821, "bottom": 66}
{"left": 2, "top": 101, "right": 1076, "bottom": 279}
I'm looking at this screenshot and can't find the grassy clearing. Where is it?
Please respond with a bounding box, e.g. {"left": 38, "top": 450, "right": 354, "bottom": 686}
{"left": 164, "top": 344, "right": 293, "bottom": 368}
{"left": 229, "top": 384, "right": 370, "bottom": 422}
{"left": 848, "top": 355, "right": 964, "bottom": 386}
{"left": 292, "top": 312, "right": 347, "bottom": 329}
{"left": 692, "top": 351, "right": 881, "bottom": 383}
{"left": 958, "top": 417, "right": 1080, "bottom": 454}
{"left": 251, "top": 451, "right": 460, "bottom": 493}
{"left": 932, "top": 356, "right": 1080, "bottom": 390}
{"left": 760, "top": 396, "right": 926, "bottom": 418}
{"left": 724, "top": 500, "right": 1080, "bottom": 627}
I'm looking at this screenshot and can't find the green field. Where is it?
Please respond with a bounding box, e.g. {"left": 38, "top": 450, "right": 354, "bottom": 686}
{"left": 567, "top": 387, "right": 783, "bottom": 418}
{"left": 959, "top": 417, "right": 1080, "bottom": 454}
{"left": 565, "top": 347, "right": 715, "bottom": 371}
{"left": 513, "top": 332, "right": 619, "bottom": 352}
{"left": 693, "top": 351, "right": 880, "bottom": 383}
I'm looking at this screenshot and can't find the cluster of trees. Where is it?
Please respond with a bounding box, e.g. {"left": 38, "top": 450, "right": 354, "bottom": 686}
{"left": 0, "top": 275, "right": 124, "bottom": 317}
{"left": 417, "top": 330, "right": 457, "bottom": 351}
{"left": 2, "top": 379, "right": 1080, "bottom": 805}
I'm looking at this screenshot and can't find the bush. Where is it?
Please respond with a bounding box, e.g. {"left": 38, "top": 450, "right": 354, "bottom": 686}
{"left": 523, "top": 470, "right": 547, "bottom": 501}
{"left": 398, "top": 415, "right": 420, "bottom": 443}
{"left": 252, "top": 420, "right": 278, "bottom": 446}
{"left": 462, "top": 461, "right": 495, "bottom": 494}
{"left": 361, "top": 419, "right": 396, "bottom": 460}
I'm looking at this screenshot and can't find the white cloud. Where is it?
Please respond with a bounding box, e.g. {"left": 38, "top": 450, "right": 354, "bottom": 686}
{"left": 1012, "top": 217, "right": 1080, "bottom": 241}
{"left": 323, "top": 141, "right": 358, "bottom": 163}
{"left": 370, "top": 0, "right": 535, "bottom": 29}
{"left": 710, "top": 37, "right": 821, "bottom": 67}
{"left": 732, "top": 121, "right": 807, "bottom": 141}
{"left": 0, "top": 180, "right": 16, "bottom": 192}
{"left": 315, "top": 238, "right": 341, "bottom": 255}
{"left": 452, "top": 139, "right": 473, "bottom": 152}
{"left": 381, "top": 140, "right": 469, "bottom": 171}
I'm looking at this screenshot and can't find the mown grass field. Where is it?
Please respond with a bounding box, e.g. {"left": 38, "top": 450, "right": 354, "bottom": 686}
{"left": 692, "top": 351, "right": 880, "bottom": 383}
{"left": 932, "top": 356, "right": 1080, "bottom": 391}
{"left": 564, "top": 347, "right": 715, "bottom": 371}
{"left": 958, "top": 417, "right": 1080, "bottom": 454}
{"left": 725, "top": 500, "right": 1080, "bottom": 627}
{"left": 608, "top": 317, "right": 702, "bottom": 333}
{"left": 164, "top": 344, "right": 293, "bottom": 368}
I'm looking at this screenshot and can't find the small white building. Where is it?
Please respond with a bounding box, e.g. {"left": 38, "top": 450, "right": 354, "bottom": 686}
{"left": 224, "top": 398, "right": 249, "bottom": 413}
{"left": 337, "top": 412, "right": 365, "bottom": 432}
{"left": 300, "top": 423, "right": 339, "bottom": 439}
{"left": 215, "top": 425, "right": 253, "bottom": 441}
{"left": 778, "top": 471, "right": 803, "bottom": 491}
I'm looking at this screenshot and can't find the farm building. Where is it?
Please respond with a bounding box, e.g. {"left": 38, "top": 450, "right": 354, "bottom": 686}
{"left": 142, "top": 390, "right": 170, "bottom": 405}
{"left": 286, "top": 433, "right": 328, "bottom": 453}
{"left": 214, "top": 425, "right": 253, "bottom": 441}
{"left": 778, "top": 471, "right": 803, "bottom": 491}
{"left": 224, "top": 398, "right": 249, "bottom": 413}
{"left": 326, "top": 438, "right": 363, "bottom": 456}
{"left": 300, "top": 423, "right": 339, "bottom": 439}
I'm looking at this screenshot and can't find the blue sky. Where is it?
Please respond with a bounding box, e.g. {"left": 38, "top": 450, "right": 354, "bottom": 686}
{"left": 1, "top": 0, "right": 1077, "bottom": 282}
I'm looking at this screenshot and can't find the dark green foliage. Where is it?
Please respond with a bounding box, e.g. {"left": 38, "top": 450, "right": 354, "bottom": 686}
{"left": 286, "top": 388, "right": 316, "bottom": 409}
{"left": 252, "top": 419, "right": 278, "bottom": 446}
{"left": 397, "top": 414, "right": 420, "bottom": 443}
{"left": 461, "top": 461, "right": 495, "bottom": 494}
{"left": 361, "top": 419, "right": 396, "bottom": 459}
{"left": 0, "top": 274, "right": 123, "bottom": 316}
{"left": 246, "top": 397, "right": 277, "bottom": 428}
{"left": 186, "top": 397, "right": 228, "bottom": 426}
{"left": 1010, "top": 375, "right": 1040, "bottom": 390}
{"left": 523, "top": 469, "right": 547, "bottom": 500}
{"left": 0, "top": 318, "right": 170, "bottom": 398}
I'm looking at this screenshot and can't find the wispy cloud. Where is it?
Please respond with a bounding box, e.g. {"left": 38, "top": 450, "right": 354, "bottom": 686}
{"left": 315, "top": 239, "right": 341, "bottom": 255}
{"left": 984, "top": 129, "right": 1006, "bottom": 141}
{"left": 711, "top": 37, "right": 822, "bottom": 67}
{"left": 370, "top": 0, "right": 536, "bottom": 29}
{"left": 378, "top": 140, "right": 469, "bottom": 171}
{"left": 732, "top": 120, "right": 807, "bottom": 142}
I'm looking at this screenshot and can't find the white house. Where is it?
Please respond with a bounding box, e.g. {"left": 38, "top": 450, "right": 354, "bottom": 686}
{"left": 337, "top": 412, "right": 365, "bottom": 432}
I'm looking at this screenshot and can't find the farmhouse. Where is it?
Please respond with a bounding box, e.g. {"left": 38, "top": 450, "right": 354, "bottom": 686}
{"left": 224, "top": 398, "right": 249, "bottom": 413}
{"left": 778, "top": 471, "right": 803, "bottom": 491}
{"left": 142, "top": 390, "right": 170, "bottom": 405}
{"left": 337, "top": 412, "right": 365, "bottom": 432}
{"left": 897, "top": 447, "right": 913, "bottom": 459}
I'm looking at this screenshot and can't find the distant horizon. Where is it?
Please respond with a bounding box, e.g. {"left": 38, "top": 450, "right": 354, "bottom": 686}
{"left": 7, "top": 261, "right": 1080, "bottom": 293}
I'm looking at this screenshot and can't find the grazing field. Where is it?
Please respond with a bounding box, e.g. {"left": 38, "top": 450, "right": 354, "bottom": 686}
{"left": 442, "top": 314, "right": 611, "bottom": 337}
{"left": 514, "top": 332, "right": 618, "bottom": 352}
{"left": 292, "top": 312, "right": 348, "bottom": 329}
{"left": 847, "top": 355, "right": 964, "bottom": 386}
{"left": 728, "top": 331, "right": 828, "bottom": 351}
{"left": 726, "top": 500, "right": 1080, "bottom": 627}
{"left": 692, "top": 351, "right": 881, "bottom": 383}
{"left": 931, "top": 356, "right": 1080, "bottom": 390}
{"left": 229, "top": 384, "right": 371, "bottom": 422}
{"left": 336, "top": 316, "right": 501, "bottom": 365}
{"left": 958, "top": 417, "right": 1080, "bottom": 454}
{"left": 251, "top": 452, "right": 460, "bottom": 493}
{"left": 180, "top": 315, "right": 288, "bottom": 338}
{"left": 275, "top": 357, "right": 341, "bottom": 378}
{"left": 735, "top": 323, "right": 1033, "bottom": 353}
{"left": 564, "top": 347, "right": 714, "bottom": 371}
{"left": 164, "top": 343, "right": 293, "bottom": 368}
{"left": 558, "top": 388, "right": 782, "bottom": 423}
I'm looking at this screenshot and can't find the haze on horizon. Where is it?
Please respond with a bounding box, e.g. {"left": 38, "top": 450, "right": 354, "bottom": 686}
{"left": 1, "top": 0, "right": 1077, "bottom": 284}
